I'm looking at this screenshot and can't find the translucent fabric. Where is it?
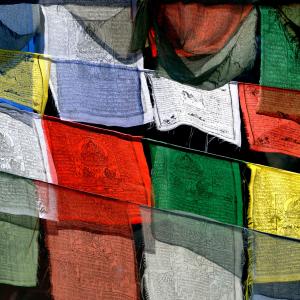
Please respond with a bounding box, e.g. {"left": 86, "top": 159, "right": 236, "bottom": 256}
{"left": 141, "top": 207, "right": 300, "bottom": 300}
{"left": 140, "top": 207, "right": 244, "bottom": 300}
{"left": 42, "top": 5, "right": 153, "bottom": 126}
{"left": 0, "top": 49, "right": 50, "bottom": 114}
{"left": 239, "top": 83, "right": 300, "bottom": 158}
{"left": 250, "top": 281, "right": 300, "bottom": 300}
{"left": 248, "top": 230, "right": 300, "bottom": 299}
{"left": 154, "top": 3, "right": 253, "bottom": 57}
{"left": 37, "top": 178, "right": 140, "bottom": 300}
{"left": 0, "top": 170, "right": 299, "bottom": 298}
{"left": 45, "top": 220, "right": 139, "bottom": 300}
{"left": 35, "top": 179, "right": 141, "bottom": 226}
{"left": 42, "top": 116, "right": 152, "bottom": 206}
{"left": 133, "top": 2, "right": 257, "bottom": 89}
{"left": 247, "top": 163, "right": 300, "bottom": 239}
{"left": 41, "top": 4, "right": 138, "bottom": 64}
{"left": 0, "top": 4, "right": 40, "bottom": 51}
{"left": 0, "top": 171, "right": 39, "bottom": 217}
{"left": 0, "top": 213, "right": 39, "bottom": 287}
{"left": 260, "top": 5, "right": 300, "bottom": 91}
{"left": 0, "top": 104, "right": 50, "bottom": 181}
{"left": 149, "top": 143, "right": 243, "bottom": 226}
{"left": 63, "top": 2, "right": 139, "bottom": 63}
{"left": 256, "top": 86, "right": 300, "bottom": 124}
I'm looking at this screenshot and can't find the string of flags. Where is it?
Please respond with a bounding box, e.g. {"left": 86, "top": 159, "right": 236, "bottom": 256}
{"left": 0, "top": 1, "right": 299, "bottom": 299}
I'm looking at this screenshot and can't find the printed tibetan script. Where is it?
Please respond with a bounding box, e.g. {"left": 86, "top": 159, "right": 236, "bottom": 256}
{"left": 147, "top": 75, "right": 241, "bottom": 146}
{"left": 0, "top": 106, "right": 49, "bottom": 181}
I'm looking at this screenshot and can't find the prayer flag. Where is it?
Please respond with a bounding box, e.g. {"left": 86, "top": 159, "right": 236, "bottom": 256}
{"left": 149, "top": 143, "right": 243, "bottom": 226}
{"left": 239, "top": 83, "right": 300, "bottom": 158}
{"left": 260, "top": 5, "right": 300, "bottom": 90}
{"left": 147, "top": 75, "right": 241, "bottom": 146}
{"left": 42, "top": 116, "right": 151, "bottom": 205}
{"left": 248, "top": 163, "right": 300, "bottom": 239}
{"left": 0, "top": 104, "right": 50, "bottom": 181}
{"left": 0, "top": 213, "right": 38, "bottom": 287}
{"left": 0, "top": 49, "right": 50, "bottom": 114}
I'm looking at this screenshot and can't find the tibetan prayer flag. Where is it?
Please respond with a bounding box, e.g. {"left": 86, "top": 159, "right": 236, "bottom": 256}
{"left": 248, "top": 163, "right": 300, "bottom": 239}
{"left": 147, "top": 75, "right": 241, "bottom": 146}
{"left": 133, "top": 3, "right": 257, "bottom": 89}
{"left": 247, "top": 229, "right": 300, "bottom": 296}
{"left": 0, "top": 213, "right": 38, "bottom": 287}
{"left": 239, "top": 83, "right": 300, "bottom": 158}
{"left": 42, "top": 117, "right": 151, "bottom": 205}
{"left": 0, "top": 4, "right": 40, "bottom": 51}
{"left": 51, "top": 60, "right": 152, "bottom": 127}
{"left": 0, "top": 49, "right": 50, "bottom": 114}
{"left": 260, "top": 5, "right": 300, "bottom": 90}
{"left": 45, "top": 219, "right": 139, "bottom": 299}
{"left": 140, "top": 207, "right": 244, "bottom": 300}
{"left": 149, "top": 143, "right": 243, "bottom": 226}
{"left": 35, "top": 178, "right": 142, "bottom": 226}
{"left": 42, "top": 3, "right": 139, "bottom": 64}
{"left": 0, "top": 98, "right": 34, "bottom": 112}
{"left": 256, "top": 85, "right": 300, "bottom": 124}
{"left": 0, "top": 171, "right": 39, "bottom": 217}
{"left": 42, "top": 4, "right": 153, "bottom": 127}
{"left": 154, "top": 3, "right": 253, "bottom": 57}
{"left": 0, "top": 104, "right": 50, "bottom": 181}
{"left": 250, "top": 281, "right": 300, "bottom": 300}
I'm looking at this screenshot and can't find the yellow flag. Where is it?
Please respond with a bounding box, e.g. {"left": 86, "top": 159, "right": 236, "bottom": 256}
{"left": 247, "top": 230, "right": 300, "bottom": 286}
{"left": 0, "top": 49, "right": 51, "bottom": 114}
{"left": 247, "top": 164, "right": 300, "bottom": 288}
{"left": 248, "top": 163, "right": 300, "bottom": 240}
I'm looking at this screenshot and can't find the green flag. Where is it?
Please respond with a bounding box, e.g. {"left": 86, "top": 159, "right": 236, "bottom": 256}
{"left": 260, "top": 5, "right": 300, "bottom": 90}
{"left": 0, "top": 213, "right": 39, "bottom": 287}
{"left": 149, "top": 143, "right": 243, "bottom": 226}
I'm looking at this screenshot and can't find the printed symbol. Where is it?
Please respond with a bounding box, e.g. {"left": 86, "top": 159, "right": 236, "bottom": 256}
{"left": 182, "top": 90, "right": 204, "bottom": 109}
{"left": 0, "top": 132, "right": 13, "bottom": 153}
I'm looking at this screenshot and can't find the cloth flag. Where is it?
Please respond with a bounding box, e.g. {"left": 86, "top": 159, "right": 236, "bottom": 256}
{"left": 0, "top": 104, "right": 50, "bottom": 181}
{"left": 248, "top": 163, "right": 300, "bottom": 240}
{"left": 239, "top": 83, "right": 300, "bottom": 158}
{"left": 42, "top": 116, "right": 151, "bottom": 205}
{"left": 0, "top": 213, "right": 39, "bottom": 287}
{"left": 147, "top": 75, "right": 241, "bottom": 146}
{"left": 140, "top": 207, "right": 244, "bottom": 300}
{"left": 149, "top": 143, "right": 243, "bottom": 226}
{"left": 260, "top": 5, "right": 300, "bottom": 90}
{"left": 0, "top": 49, "right": 50, "bottom": 114}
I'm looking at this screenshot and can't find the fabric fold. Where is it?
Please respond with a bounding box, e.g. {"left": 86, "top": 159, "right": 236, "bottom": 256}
{"left": 0, "top": 4, "right": 40, "bottom": 51}
{"left": 0, "top": 49, "right": 50, "bottom": 114}
{"left": 42, "top": 5, "right": 153, "bottom": 126}
{"left": 140, "top": 207, "right": 244, "bottom": 300}
{"left": 134, "top": 2, "right": 257, "bottom": 89}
